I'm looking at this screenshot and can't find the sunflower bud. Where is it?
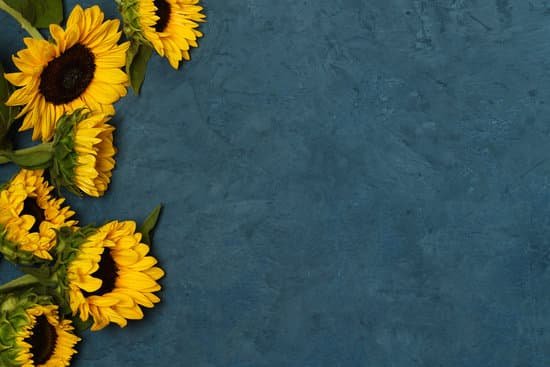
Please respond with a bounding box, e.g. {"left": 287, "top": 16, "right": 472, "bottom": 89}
{"left": 49, "top": 109, "right": 116, "bottom": 197}
{"left": 0, "top": 289, "right": 80, "bottom": 367}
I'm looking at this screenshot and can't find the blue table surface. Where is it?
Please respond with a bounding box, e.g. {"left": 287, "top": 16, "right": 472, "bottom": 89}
{"left": 1, "top": 0, "right": 549, "bottom": 366}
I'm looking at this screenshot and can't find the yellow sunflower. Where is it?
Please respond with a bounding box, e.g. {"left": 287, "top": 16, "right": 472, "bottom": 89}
{"left": 72, "top": 113, "right": 115, "bottom": 197}
{"left": 0, "top": 169, "right": 77, "bottom": 260}
{"left": 15, "top": 305, "right": 80, "bottom": 367}
{"left": 138, "top": 0, "right": 205, "bottom": 69}
{"left": 67, "top": 220, "right": 164, "bottom": 331}
{"left": 5, "top": 5, "right": 129, "bottom": 141}
{"left": 49, "top": 110, "right": 116, "bottom": 197}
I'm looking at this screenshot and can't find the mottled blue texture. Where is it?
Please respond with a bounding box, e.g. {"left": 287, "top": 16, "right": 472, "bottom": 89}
{"left": 1, "top": 0, "right": 550, "bottom": 365}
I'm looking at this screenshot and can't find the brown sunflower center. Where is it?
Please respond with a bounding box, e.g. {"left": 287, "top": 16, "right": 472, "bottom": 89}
{"left": 154, "top": 0, "right": 171, "bottom": 32}
{"left": 84, "top": 248, "right": 118, "bottom": 296}
{"left": 25, "top": 315, "right": 58, "bottom": 365}
{"left": 39, "top": 44, "right": 96, "bottom": 105}
{"left": 21, "top": 197, "right": 45, "bottom": 233}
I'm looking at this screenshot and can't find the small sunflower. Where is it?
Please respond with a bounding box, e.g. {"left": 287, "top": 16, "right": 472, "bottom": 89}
{"left": 15, "top": 305, "right": 80, "bottom": 367}
{"left": 50, "top": 109, "right": 116, "bottom": 197}
{"left": 5, "top": 5, "right": 129, "bottom": 141}
{"left": 0, "top": 291, "right": 80, "bottom": 367}
{"left": 121, "top": 0, "right": 205, "bottom": 69}
{"left": 0, "top": 169, "right": 77, "bottom": 260}
{"left": 66, "top": 220, "right": 164, "bottom": 331}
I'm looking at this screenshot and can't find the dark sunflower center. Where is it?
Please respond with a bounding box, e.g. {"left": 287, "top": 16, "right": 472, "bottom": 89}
{"left": 39, "top": 43, "right": 96, "bottom": 105}
{"left": 154, "top": 0, "right": 171, "bottom": 32}
{"left": 25, "top": 315, "right": 57, "bottom": 366}
{"left": 21, "top": 197, "right": 45, "bottom": 233}
{"left": 83, "top": 248, "right": 118, "bottom": 296}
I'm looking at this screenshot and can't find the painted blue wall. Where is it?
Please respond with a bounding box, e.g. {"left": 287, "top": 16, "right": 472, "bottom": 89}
{"left": 0, "top": 0, "right": 549, "bottom": 365}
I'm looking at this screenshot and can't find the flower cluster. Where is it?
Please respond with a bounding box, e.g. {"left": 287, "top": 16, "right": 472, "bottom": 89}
{"left": 0, "top": 0, "right": 205, "bottom": 365}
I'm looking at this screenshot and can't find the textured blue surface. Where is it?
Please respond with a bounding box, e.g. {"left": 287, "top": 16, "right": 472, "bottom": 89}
{"left": 1, "top": 0, "right": 550, "bottom": 366}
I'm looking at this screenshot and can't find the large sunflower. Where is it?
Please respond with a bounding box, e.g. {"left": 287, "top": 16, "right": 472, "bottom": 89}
{"left": 0, "top": 169, "right": 77, "bottom": 260}
{"left": 67, "top": 220, "right": 164, "bottom": 331}
{"left": 5, "top": 5, "right": 129, "bottom": 141}
{"left": 137, "top": 0, "right": 205, "bottom": 69}
{"left": 15, "top": 305, "right": 80, "bottom": 367}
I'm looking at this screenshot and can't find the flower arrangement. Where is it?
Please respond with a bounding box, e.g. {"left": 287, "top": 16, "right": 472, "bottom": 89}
{"left": 0, "top": 0, "right": 205, "bottom": 365}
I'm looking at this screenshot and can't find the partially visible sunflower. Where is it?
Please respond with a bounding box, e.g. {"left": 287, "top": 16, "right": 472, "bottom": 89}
{"left": 15, "top": 305, "right": 80, "bottom": 367}
{"left": 66, "top": 220, "right": 164, "bottom": 331}
{"left": 5, "top": 5, "right": 129, "bottom": 141}
{"left": 50, "top": 109, "right": 116, "bottom": 197}
{"left": 0, "top": 169, "right": 77, "bottom": 260}
{"left": 0, "top": 291, "right": 80, "bottom": 367}
{"left": 121, "top": 0, "right": 205, "bottom": 69}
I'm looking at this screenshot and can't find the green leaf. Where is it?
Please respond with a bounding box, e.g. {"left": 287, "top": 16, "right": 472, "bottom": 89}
{"left": 0, "top": 63, "right": 18, "bottom": 150}
{"left": 126, "top": 42, "right": 153, "bottom": 95}
{"left": 139, "top": 204, "right": 162, "bottom": 246}
{"left": 72, "top": 316, "right": 93, "bottom": 333}
{"left": 5, "top": 0, "right": 63, "bottom": 28}
{"left": 4, "top": 0, "right": 35, "bottom": 25}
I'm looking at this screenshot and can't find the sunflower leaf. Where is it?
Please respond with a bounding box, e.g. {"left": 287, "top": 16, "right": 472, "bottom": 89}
{"left": 5, "top": 0, "right": 63, "bottom": 28}
{"left": 139, "top": 204, "right": 162, "bottom": 246}
{"left": 72, "top": 316, "right": 93, "bottom": 333}
{"left": 127, "top": 42, "right": 153, "bottom": 95}
{"left": 4, "top": 0, "right": 35, "bottom": 25}
{"left": 0, "top": 63, "right": 18, "bottom": 150}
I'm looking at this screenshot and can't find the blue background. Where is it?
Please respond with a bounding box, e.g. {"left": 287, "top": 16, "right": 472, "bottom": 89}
{"left": 1, "top": 0, "right": 550, "bottom": 366}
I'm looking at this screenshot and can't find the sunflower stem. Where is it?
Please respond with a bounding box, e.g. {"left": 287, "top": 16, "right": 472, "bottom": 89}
{"left": 0, "top": 0, "right": 44, "bottom": 40}
{"left": 0, "top": 143, "right": 54, "bottom": 169}
{"left": 0, "top": 274, "right": 40, "bottom": 294}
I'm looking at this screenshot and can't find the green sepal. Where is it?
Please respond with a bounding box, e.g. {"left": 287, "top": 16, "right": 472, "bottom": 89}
{"left": 4, "top": 0, "right": 63, "bottom": 28}
{"left": 139, "top": 204, "right": 162, "bottom": 246}
{"left": 71, "top": 315, "right": 93, "bottom": 333}
{"left": 49, "top": 110, "right": 86, "bottom": 196}
{"left": 127, "top": 42, "right": 153, "bottom": 95}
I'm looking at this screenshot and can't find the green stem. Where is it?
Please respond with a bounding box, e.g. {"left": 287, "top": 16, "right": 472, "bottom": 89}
{"left": 0, "top": 0, "right": 44, "bottom": 40}
{"left": 0, "top": 143, "right": 54, "bottom": 168}
{"left": 0, "top": 274, "right": 40, "bottom": 294}
{"left": 11, "top": 143, "right": 53, "bottom": 156}
{"left": 0, "top": 153, "right": 9, "bottom": 164}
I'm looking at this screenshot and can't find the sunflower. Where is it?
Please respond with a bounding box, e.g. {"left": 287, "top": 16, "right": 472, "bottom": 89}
{"left": 15, "top": 305, "right": 80, "bottom": 367}
{"left": 122, "top": 0, "right": 205, "bottom": 69}
{"left": 0, "top": 291, "right": 80, "bottom": 367}
{"left": 5, "top": 5, "right": 129, "bottom": 141}
{"left": 50, "top": 109, "right": 116, "bottom": 197}
{"left": 66, "top": 220, "right": 164, "bottom": 331}
{"left": 0, "top": 169, "right": 77, "bottom": 260}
